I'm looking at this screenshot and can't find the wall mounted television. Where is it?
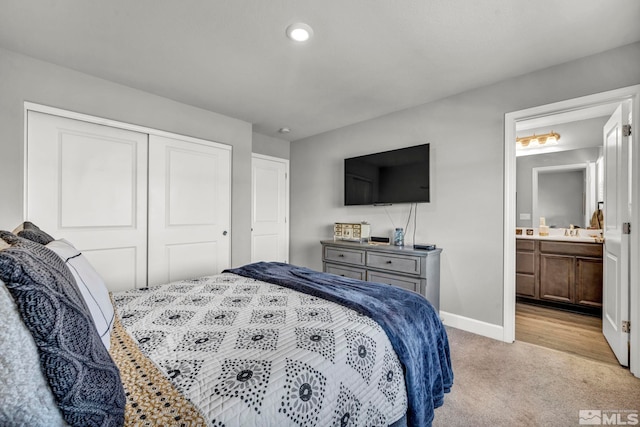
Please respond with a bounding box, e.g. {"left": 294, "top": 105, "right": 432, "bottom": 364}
{"left": 344, "top": 143, "right": 430, "bottom": 206}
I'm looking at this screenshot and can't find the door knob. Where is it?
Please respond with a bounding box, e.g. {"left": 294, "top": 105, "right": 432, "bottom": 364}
{"left": 223, "top": 230, "right": 228, "bottom": 236}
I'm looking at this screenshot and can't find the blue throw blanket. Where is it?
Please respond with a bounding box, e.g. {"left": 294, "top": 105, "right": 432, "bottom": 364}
{"left": 225, "top": 262, "right": 453, "bottom": 427}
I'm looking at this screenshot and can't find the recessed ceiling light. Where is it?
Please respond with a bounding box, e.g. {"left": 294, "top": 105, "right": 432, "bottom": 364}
{"left": 278, "top": 127, "right": 291, "bottom": 134}
{"left": 286, "top": 23, "right": 313, "bottom": 42}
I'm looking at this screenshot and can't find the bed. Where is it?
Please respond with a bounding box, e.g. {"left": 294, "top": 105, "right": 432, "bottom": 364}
{"left": 0, "top": 225, "right": 453, "bottom": 427}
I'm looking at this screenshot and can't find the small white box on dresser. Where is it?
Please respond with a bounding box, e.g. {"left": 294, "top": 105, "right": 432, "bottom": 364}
{"left": 333, "top": 222, "right": 371, "bottom": 242}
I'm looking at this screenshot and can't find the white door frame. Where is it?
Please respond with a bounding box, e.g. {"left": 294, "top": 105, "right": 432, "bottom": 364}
{"left": 503, "top": 85, "right": 640, "bottom": 378}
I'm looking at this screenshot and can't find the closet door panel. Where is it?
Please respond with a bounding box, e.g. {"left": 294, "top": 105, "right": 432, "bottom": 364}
{"left": 148, "top": 135, "right": 231, "bottom": 286}
{"left": 59, "top": 135, "right": 136, "bottom": 227}
{"left": 26, "top": 111, "right": 148, "bottom": 291}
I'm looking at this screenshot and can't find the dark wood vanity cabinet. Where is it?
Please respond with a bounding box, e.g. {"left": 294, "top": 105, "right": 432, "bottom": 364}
{"left": 516, "top": 239, "right": 603, "bottom": 310}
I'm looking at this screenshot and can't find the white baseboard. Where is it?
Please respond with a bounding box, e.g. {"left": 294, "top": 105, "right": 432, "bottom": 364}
{"left": 439, "top": 311, "right": 506, "bottom": 342}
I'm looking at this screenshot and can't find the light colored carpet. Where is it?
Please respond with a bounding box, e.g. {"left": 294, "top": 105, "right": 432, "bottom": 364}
{"left": 433, "top": 327, "right": 640, "bottom": 426}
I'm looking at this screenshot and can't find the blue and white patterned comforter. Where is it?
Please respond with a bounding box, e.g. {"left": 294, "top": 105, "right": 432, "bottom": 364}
{"left": 112, "top": 273, "right": 408, "bottom": 427}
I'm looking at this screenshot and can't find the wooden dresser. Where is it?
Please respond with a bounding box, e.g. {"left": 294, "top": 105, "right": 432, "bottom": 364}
{"left": 320, "top": 240, "right": 442, "bottom": 311}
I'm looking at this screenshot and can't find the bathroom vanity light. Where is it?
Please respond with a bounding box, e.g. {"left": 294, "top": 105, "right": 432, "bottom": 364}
{"left": 516, "top": 131, "right": 560, "bottom": 149}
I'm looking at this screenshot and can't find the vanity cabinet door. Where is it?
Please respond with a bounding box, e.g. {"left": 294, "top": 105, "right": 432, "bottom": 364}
{"left": 575, "top": 257, "right": 604, "bottom": 307}
{"left": 539, "top": 254, "right": 574, "bottom": 303}
{"left": 516, "top": 240, "right": 537, "bottom": 298}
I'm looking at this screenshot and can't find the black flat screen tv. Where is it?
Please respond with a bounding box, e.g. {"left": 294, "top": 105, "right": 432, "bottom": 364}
{"left": 344, "top": 143, "right": 430, "bottom": 206}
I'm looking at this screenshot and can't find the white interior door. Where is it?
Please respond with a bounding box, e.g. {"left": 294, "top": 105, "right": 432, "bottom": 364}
{"left": 148, "top": 135, "right": 231, "bottom": 286}
{"left": 251, "top": 154, "right": 289, "bottom": 263}
{"left": 26, "top": 111, "right": 148, "bottom": 292}
{"left": 602, "top": 103, "right": 631, "bottom": 366}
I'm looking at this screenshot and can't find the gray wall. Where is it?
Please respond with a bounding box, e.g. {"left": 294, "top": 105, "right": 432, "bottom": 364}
{"left": 516, "top": 147, "right": 601, "bottom": 228}
{"left": 0, "top": 47, "right": 253, "bottom": 267}
{"left": 252, "top": 132, "right": 290, "bottom": 159}
{"left": 289, "top": 42, "right": 640, "bottom": 327}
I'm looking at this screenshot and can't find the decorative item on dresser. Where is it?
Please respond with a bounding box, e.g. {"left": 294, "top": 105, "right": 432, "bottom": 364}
{"left": 333, "top": 222, "right": 371, "bottom": 242}
{"left": 321, "top": 239, "right": 442, "bottom": 311}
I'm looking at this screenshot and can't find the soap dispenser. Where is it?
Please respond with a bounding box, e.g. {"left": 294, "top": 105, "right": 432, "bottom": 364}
{"left": 539, "top": 217, "right": 549, "bottom": 236}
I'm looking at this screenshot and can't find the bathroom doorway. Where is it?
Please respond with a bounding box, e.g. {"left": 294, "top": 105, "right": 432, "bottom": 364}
{"left": 515, "top": 110, "right": 610, "bottom": 363}
{"left": 503, "top": 85, "right": 640, "bottom": 377}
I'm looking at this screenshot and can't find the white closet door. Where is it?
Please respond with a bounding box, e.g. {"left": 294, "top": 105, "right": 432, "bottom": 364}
{"left": 26, "top": 111, "right": 148, "bottom": 292}
{"left": 251, "top": 154, "right": 289, "bottom": 263}
{"left": 148, "top": 135, "right": 231, "bottom": 286}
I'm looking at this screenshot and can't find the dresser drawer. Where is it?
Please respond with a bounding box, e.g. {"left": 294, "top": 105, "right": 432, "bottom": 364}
{"left": 367, "top": 271, "right": 422, "bottom": 294}
{"left": 323, "top": 246, "right": 366, "bottom": 266}
{"left": 324, "top": 263, "right": 366, "bottom": 280}
{"left": 366, "top": 252, "right": 421, "bottom": 275}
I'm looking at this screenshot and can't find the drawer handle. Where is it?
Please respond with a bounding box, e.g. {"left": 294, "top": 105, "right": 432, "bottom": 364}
{"left": 338, "top": 254, "right": 345, "bottom": 257}
{"left": 386, "top": 260, "right": 392, "bottom": 264}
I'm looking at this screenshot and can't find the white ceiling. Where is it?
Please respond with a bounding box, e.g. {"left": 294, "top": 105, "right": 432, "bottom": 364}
{"left": 1, "top": 1, "right": 639, "bottom": 141}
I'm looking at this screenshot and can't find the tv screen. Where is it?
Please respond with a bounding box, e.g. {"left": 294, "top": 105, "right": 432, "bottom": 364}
{"left": 344, "top": 143, "right": 430, "bottom": 206}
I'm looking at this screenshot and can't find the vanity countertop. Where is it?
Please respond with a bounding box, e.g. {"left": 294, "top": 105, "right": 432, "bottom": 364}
{"left": 516, "top": 228, "right": 603, "bottom": 244}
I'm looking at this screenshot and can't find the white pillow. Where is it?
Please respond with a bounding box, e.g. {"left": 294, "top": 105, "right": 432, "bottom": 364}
{"left": 46, "top": 239, "right": 114, "bottom": 350}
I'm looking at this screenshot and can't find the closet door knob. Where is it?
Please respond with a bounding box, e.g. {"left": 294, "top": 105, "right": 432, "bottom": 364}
{"left": 223, "top": 230, "right": 228, "bottom": 236}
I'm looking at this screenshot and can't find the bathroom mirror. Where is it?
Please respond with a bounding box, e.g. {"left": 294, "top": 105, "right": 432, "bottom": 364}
{"left": 531, "top": 163, "right": 595, "bottom": 228}
{"left": 516, "top": 147, "right": 602, "bottom": 229}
